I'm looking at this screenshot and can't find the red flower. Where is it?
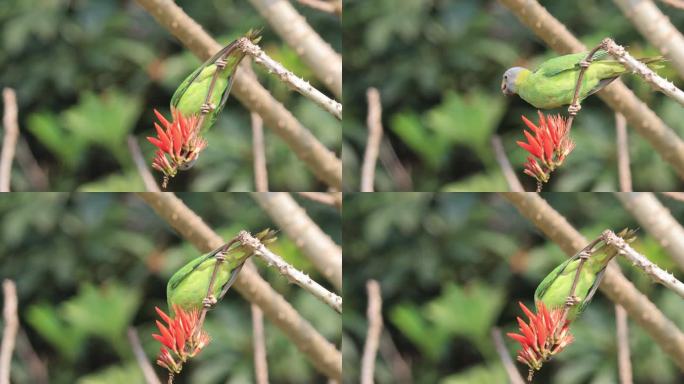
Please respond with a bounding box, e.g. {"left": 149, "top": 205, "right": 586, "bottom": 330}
{"left": 152, "top": 305, "right": 210, "bottom": 374}
{"left": 517, "top": 111, "right": 574, "bottom": 185}
{"left": 507, "top": 301, "right": 573, "bottom": 380}
{"left": 147, "top": 109, "right": 207, "bottom": 188}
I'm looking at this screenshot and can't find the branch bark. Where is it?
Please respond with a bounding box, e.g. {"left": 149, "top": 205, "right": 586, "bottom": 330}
{"left": 251, "top": 112, "right": 268, "bottom": 192}
{"left": 601, "top": 229, "right": 684, "bottom": 298}
{"left": 1, "top": 88, "right": 19, "bottom": 192}
{"left": 0, "top": 280, "right": 18, "bottom": 384}
{"left": 248, "top": 0, "right": 342, "bottom": 98}
{"left": 615, "top": 113, "right": 631, "bottom": 192}
{"left": 491, "top": 135, "right": 524, "bottom": 192}
{"left": 297, "top": 192, "right": 342, "bottom": 211}
{"left": 500, "top": 192, "right": 684, "bottom": 370}
{"left": 360, "top": 280, "right": 382, "bottom": 384}
{"left": 616, "top": 192, "right": 684, "bottom": 272}
{"left": 237, "top": 230, "right": 342, "bottom": 313}
{"left": 253, "top": 192, "right": 342, "bottom": 291}
{"left": 492, "top": 327, "right": 525, "bottom": 384}
{"left": 602, "top": 38, "right": 684, "bottom": 107}
{"left": 615, "top": 304, "right": 633, "bottom": 384}
{"left": 361, "top": 88, "right": 383, "bottom": 192}
{"left": 612, "top": 0, "right": 684, "bottom": 79}
{"left": 251, "top": 304, "right": 269, "bottom": 384}
{"left": 498, "top": 0, "right": 684, "bottom": 180}
{"left": 128, "top": 136, "right": 161, "bottom": 192}
{"left": 136, "top": 192, "right": 341, "bottom": 380}
{"left": 134, "top": 0, "right": 342, "bottom": 189}
{"left": 238, "top": 39, "right": 341, "bottom": 120}
{"left": 128, "top": 327, "right": 162, "bottom": 384}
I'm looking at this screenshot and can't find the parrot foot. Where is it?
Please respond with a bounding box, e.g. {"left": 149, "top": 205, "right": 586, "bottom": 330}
{"left": 215, "top": 58, "right": 227, "bottom": 69}
{"left": 579, "top": 59, "right": 592, "bottom": 69}
{"left": 215, "top": 252, "right": 226, "bottom": 262}
{"left": 200, "top": 103, "right": 215, "bottom": 114}
{"left": 565, "top": 295, "right": 581, "bottom": 307}
{"left": 203, "top": 295, "right": 218, "bottom": 308}
{"left": 578, "top": 250, "right": 590, "bottom": 260}
{"left": 567, "top": 104, "right": 581, "bottom": 116}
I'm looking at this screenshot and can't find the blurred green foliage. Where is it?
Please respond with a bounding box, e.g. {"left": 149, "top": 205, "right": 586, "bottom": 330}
{"left": 0, "top": 0, "right": 340, "bottom": 191}
{"left": 343, "top": 193, "right": 684, "bottom": 383}
{"left": 343, "top": 0, "right": 684, "bottom": 191}
{"left": 0, "top": 193, "right": 340, "bottom": 383}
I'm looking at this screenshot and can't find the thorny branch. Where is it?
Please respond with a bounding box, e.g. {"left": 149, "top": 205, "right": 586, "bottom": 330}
{"left": 601, "top": 229, "right": 684, "bottom": 299}
{"left": 237, "top": 230, "right": 343, "bottom": 313}
{"left": 238, "top": 38, "right": 342, "bottom": 120}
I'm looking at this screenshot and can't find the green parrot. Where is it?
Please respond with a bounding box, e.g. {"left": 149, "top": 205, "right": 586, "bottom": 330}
{"left": 171, "top": 30, "right": 262, "bottom": 133}
{"left": 534, "top": 228, "right": 637, "bottom": 322}
{"left": 166, "top": 229, "right": 276, "bottom": 312}
{"left": 501, "top": 51, "right": 665, "bottom": 109}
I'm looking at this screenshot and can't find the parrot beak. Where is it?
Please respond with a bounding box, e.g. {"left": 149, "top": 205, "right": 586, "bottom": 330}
{"left": 178, "top": 158, "right": 198, "bottom": 171}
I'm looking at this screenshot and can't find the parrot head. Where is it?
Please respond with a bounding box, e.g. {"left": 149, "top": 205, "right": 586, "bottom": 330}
{"left": 501, "top": 67, "right": 526, "bottom": 96}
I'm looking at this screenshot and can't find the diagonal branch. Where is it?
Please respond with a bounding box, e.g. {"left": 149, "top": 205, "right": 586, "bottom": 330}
{"left": 501, "top": 192, "right": 684, "bottom": 370}
{"left": 602, "top": 38, "right": 684, "bottom": 107}
{"left": 499, "top": 0, "right": 684, "bottom": 180}
{"left": 253, "top": 192, "right": 342, "bottom": 290}
{"left": 134, "top": 0, "right": 342, "bottom": 189}
{"left": 136, "top": 192, "right": 342, "bottom": 380}
{"left": 248, "top": 0, "right": 342, "bottom": 98}
{"left": 612, "top": 0, "right": 684, "bottom": 79}
{"left": 128, "top": 327, "right": 162, "bottom": 384}
{"left": 601, "top": 229, "right": 684, "bottom": 298}
{"left": 616, "top": 192, "right": 684, "bottom": 271}
{"left": 238, "top": 38, "right": 341, "bottom": 120}
{"left": 237, "top": 230, "right": 342, "bottom": 313}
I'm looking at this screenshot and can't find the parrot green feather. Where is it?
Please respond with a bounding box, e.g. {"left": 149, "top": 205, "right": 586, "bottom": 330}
{"left": 502, "top": 50, "right": 665, "bottom": 109}
{"left": 166, "top": 228, "right": 276, "bottom": 313}
{"left": 171, "top": 30, "right": 261, "bottom": 133}
{"left": 534, "top": 228, "right": 637, "bottom": 321}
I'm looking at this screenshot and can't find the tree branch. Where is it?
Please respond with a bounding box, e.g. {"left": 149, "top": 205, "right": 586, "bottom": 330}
{"left": 297, "top": 0, "right": 342, "bottom": 16}
{"left": 0, "top": 280, "right": 18, "bottom": 384}
{"left": 134, "top": 0, "right": 342, "bottom": 189}
{"left": 491, "top": 135, "right": 524, "bottom": 192}
{"left": 360, "top": 280, "right": 382, "bottom": 384}
{"left": 237, "top": 230, "right": 342, "bottom": 313}
{"left": 297, "top": 192, "right": 342, "bottom": 211}
{"left": 615, "top": 304, "right": 633, "bottom": 384}
{"left": 361, "top": 88, "right": 383, "bottom": 192}
{"left": 1, "top": 88, "right": 19, "bottom": 192}
{"left": 128, "top": 327, "right": 162, "bottom": 384}
{"left": 238, "top": 39, "right": 341, "bottom": 120}
{"left": 136, "top": 192, "right": 342, "bottom": 380}
{"left": 616, "top": 192, "right": 684, "bottom": 272}
{"left": 128, "top": 136, "right": 161, "bottom": 192}
{"left": 253, "top": 192, "right": 342, "bottom": 290}
{"left": 613, "top": 0, "right": 684, "bottom": 79}
{"left": 251, "top": 112, "right": 268, "bottom": 192}
{"left": 615, "top": 113, "right": 632, "bottom": 192}
{"left": 491, "top": 327, "right": 525, "bottom": 384}
{"left": 500, "top": 192, "right": 684, "bottom": 370}
{"left": 251, "top": 304, "right": 269, "bottom": 384}
{"left": 601, "top": 229, "right": 684, "bottom": 298}
{"left": 499, "top": 0, "right": 684, "bottom": 180}
{"left": 248, "top": 0, "right": 342, "bottom": 98}
{"left": 602, "top": 38, "right": 684, "bottom": 107}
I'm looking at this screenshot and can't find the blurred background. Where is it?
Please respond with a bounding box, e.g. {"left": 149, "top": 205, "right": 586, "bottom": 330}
{"left": 0, "top": 0, "right": 340, "bottom": 191}
{"left": 343, "top": 192, "right": 684, "bottom": 383}
{"left": 0, "top": 193, "right": 340, "bottom": 383}
{"left": 342, "top": 0, "right": 684, "bottom": 191}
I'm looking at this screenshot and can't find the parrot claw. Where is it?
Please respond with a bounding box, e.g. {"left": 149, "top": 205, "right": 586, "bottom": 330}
{"left": 567, "top": 104, "right": 581, "bottom": 115}
{"left": 215, "top": 252, "right": 226, "bottom": 262}
{"left": 565, "top": 295, "right": 581, "bottom": 307}
{"left": 215, "top": 58, "right": 227, "bottom": 69}
{"left": 579, "top": 59, "right": 591, "bottom": 69}
{"left": 203, "top": 295, "right": 218, "bottom": 308}
{"left": 200, "top": 103, "right": 215, "bottom": 114}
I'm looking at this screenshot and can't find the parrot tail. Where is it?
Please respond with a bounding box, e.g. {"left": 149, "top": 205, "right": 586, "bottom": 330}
{"left": 639, "top": 56, "right": 666, "bottom": 70}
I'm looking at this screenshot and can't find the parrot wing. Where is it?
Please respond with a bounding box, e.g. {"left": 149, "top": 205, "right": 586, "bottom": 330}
{"left": 534, "top": 256, "right": 575, "bottom": 302}
{"left": 535, "top": 50, "right": 611, "bottom": 77}
{"left": 170, "top": 39, "right": 242, "bottom": 109}
{"left": 168, "top": 240, "right": 242, "bottom": 291}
